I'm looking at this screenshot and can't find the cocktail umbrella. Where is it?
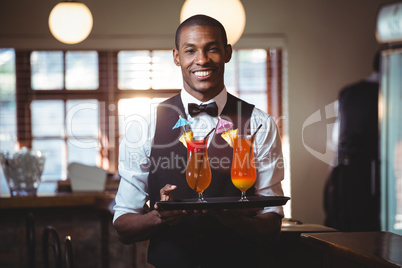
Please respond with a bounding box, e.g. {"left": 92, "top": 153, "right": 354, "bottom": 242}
{"left": 173, "top": 116, "right": 193, "bottom": 147}
{"left": 172, "top": 115, "right": 193, "bottom": 131}
{"left": 215, "top": 118, "right": 233, "bottom": 134}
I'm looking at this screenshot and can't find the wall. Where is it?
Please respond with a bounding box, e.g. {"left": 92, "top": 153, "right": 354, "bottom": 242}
{"left": 0, "top": 0, "right": 390, "bottom": 224}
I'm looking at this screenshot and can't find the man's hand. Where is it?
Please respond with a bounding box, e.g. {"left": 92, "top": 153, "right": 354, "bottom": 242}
{"left": 154, "top": 184, "right": 192, "bottom": 226}
{"left": 114, "top": 184, "right": 192, "bottom": 244}
{"left": 159, "top": 184, "right": 177, "bottom": 201}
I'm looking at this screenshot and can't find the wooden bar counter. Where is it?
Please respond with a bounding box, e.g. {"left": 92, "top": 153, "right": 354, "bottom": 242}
{"left": 0, "top": 192, "right": 116, "bottom": 210}
{"left": 300, "top": 231, "right": 402, "bottom": 268}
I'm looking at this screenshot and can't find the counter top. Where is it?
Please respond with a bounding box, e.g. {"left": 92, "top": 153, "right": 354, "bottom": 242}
{"left": 0, "top": 192, "right": 116, "bottom": 210}
{"left": 281, "top": 220, "right": 337, "bottom": 233}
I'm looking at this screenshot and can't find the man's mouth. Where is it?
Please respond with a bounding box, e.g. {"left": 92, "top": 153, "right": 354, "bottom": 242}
{"left": 194, "top": 70, "right": 213, "bottom": 78}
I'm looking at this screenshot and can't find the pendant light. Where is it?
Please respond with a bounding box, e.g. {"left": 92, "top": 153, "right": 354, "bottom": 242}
{"left": 180, "top": 0, "right": 246, "bottom": 45}
{"left": 49, "top": 0, "right": 93, "bottom": 44}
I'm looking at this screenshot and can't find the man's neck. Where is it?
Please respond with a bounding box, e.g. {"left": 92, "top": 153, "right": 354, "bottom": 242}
{"left": 181, "top": 87, "right": 227, "bottom": 116}
{"left": 184, "top": 88, "right": 224, "bottom": 102}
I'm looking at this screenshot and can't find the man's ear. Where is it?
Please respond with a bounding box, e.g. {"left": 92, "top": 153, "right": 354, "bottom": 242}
{"left": 224, "top": 44, "right": 233, "bottom": 63}
{"left": 173, "top": 48, "right": 180, "bottom": 66}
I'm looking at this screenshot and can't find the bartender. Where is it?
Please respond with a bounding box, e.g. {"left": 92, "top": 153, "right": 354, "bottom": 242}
{"left": 113, "top": 14, "right": 285, "bottom": 268}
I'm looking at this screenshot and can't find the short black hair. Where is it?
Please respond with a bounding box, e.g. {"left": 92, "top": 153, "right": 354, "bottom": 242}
{"left": 175, "top": 14, "right": 228, "bottom": 49}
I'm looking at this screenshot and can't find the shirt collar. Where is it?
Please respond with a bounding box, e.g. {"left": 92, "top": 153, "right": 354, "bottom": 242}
{"left": 180, "top": 87, "right": 227, "bottom": 116}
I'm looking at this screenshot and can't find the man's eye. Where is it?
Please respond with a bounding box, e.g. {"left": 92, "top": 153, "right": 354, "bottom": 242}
{"left": 209, "top": 47, "right": 218, "bottom": 52}
{"left": 185, "top": 49, "right": 195, "bottom": 54}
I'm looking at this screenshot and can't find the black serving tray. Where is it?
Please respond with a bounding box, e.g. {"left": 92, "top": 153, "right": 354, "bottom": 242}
{"left": 156, "top": 196, "right": 290, "bottom": 211}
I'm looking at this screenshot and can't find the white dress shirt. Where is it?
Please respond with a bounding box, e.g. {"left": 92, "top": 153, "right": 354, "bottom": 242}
{"left": 113, "top": 88, "right": 285, "bottom": 222}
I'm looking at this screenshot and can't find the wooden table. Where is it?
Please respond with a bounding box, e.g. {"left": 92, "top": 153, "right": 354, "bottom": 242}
{"left": 300, "top": 231, "right": 402, "bottom": 268}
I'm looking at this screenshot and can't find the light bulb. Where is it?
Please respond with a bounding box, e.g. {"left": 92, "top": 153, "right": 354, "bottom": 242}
{"left": 49, "top": 2, "right": 93, "bottom": 44}
{"left": 180, "top": 0, "right": 246, "bottom": 45}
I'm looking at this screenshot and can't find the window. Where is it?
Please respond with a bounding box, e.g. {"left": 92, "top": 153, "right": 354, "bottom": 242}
{"left": 13, "top": 50, "right": 102, "bottom": 181}
{"left": 117, "top": 50, "right": 182, "bottom": 145}
{"left": 117, "top": 97, "right": 167, "bottom": 153}
{"left": 31, "top": 99, "right": 100, "bottom": 180}
{"left": 0, "top": 49, "right": 16, "bottom": 151}
{"left": 65, "top": 51, "right": 99, "bottom": 90}
{"left": 30, "top": 51, "right": 99, "bottom": 90}
{"left": 0, "top": 48, "right": 16, "bottom": 192}
{"left": 118, "top": 50, "right": 181, "bottom": 90}
{"left": 31, "top": 51, "right": 64, "bottom": 90}
{"left": 226, "top": 49, "right": 268, "bottom": 111}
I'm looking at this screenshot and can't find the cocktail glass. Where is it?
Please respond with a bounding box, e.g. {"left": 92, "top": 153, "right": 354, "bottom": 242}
{"left": 231, "top": 135, "right": 257, "bottom": 201}
{"left": 186, "top": 136, "right": 211, "bottom": 202}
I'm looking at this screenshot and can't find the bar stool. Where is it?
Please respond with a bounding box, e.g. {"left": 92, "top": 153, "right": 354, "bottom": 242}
{"left": 42, "top": 225, "right": 75, "bottom": 268}
{"left": 65, "top": 236, "right": 74, "bottom": 268}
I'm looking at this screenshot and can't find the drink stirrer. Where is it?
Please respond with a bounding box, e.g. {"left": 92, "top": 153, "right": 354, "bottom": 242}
{"left": 193, "top": 128, "right": 215, "bottom": 193}
{"left": 246, "top": 124, "right": 262, "bottom": 170}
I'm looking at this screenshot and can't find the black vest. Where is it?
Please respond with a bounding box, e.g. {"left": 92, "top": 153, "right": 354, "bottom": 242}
{"left": 147, "top": 93, "right": 262, "bottom": 267}
{"left": 148, "top": 93, "right": 255, "bottom": 208}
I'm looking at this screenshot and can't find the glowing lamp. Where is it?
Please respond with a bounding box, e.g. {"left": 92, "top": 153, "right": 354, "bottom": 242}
{"left": 49, "top": 1, "right": 93, "bottom": 44}
{"left": 180, "top": 0, "right": 246, "bottom": 45}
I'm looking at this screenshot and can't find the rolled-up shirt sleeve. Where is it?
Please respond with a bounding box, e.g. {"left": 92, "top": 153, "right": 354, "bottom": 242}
{"left": 251, "top": 108, "right": 285, "bottom": 217}
{"left": 113, "top": 112, "right": 154, "bottom": 223}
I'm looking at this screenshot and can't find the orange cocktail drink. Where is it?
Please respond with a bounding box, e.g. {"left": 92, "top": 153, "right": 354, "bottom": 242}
{"left": 186, "top": 137, "right": 211, "bottom": 202}
{"left": 231, "top": 135, "right": 256, "bottom": 201}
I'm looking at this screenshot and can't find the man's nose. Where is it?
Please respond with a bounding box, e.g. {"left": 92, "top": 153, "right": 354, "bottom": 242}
{"left": 195, "top": 50, "right": 208, "bottom": 65}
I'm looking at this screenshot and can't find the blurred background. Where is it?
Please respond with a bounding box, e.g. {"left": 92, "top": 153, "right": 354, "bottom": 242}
{"left": 0, "top": 0, "right": 390, "bottom": 226}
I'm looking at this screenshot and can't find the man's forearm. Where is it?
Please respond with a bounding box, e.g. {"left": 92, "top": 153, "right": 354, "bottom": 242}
{"left": 114, "top": 206, "right": 193, "bottom": 244}
{"left": 113, "top": 211, "right": 163, "bottom": 244}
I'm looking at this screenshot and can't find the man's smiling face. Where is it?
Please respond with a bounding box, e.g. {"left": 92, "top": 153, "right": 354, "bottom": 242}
{"left": 173, "top": 25, "right": 232, "bottom": 102}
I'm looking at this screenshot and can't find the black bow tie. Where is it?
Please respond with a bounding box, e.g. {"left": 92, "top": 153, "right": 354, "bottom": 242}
{"left": 188, "top": 102, "right": 218, "bottom": 117}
